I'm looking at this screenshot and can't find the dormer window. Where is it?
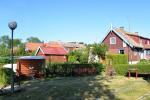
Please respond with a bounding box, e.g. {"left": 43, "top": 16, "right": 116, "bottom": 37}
{"left": 110, "top": 37, "right": 116, "bottom": 44}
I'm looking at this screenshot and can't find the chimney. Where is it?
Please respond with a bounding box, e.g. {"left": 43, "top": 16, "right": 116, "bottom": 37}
{"left": 119, "top": 27, "right": 124, "bottom": 30}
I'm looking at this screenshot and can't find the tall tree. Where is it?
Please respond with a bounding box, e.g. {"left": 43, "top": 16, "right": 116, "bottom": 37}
{"left": 92, "top": 43, "right": 108, "bottom": 59}
{"left": 0, "top": 35, "right": 10, "bottom": 47}
{"left": 26, "top": 37, "right": 42, "bottom": 43}
{"left": 13, "top": 39, "right": 22, "bottom": 47}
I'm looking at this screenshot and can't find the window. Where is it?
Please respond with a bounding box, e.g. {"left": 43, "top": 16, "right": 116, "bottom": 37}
{"left": 119, "top": 49, "right": 124, "bottom": 54}
{"left": 146, "top": 50, "right": 150, "bottom": 56}
{"left": 110, "top": 37, "right": 116, "bottom": 44}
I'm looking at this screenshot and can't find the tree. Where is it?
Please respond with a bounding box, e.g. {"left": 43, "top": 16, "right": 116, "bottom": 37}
{"left": 68, "top": 50, "right": 81, "bottom": 63}
{"left": 0, "top": 35, "right": 27, "bottom": 57}
{"left": 26, "top": 36, "right": 42, "bottom": 43}
{"left": 13, "top": 39, "right": 22, "bottom": 47}
{"left": 67, "top": 48, "right": 89, "bottom": 63}
{"left": 0, "top": 35, "right": 10, "bottom": 48}
{"left": 79, "top": 48, "right": 89, "bottom": 63}
{"left": 14, "top": 43, "right": 27, "bottom": 56}
{"left": 92, "top": 43, "right": 108, "bottom": 60}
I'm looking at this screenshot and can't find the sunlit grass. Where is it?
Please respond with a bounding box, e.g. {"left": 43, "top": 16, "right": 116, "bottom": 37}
{"left": 0, "top": 75, "right": 150, "bottom": 100}
{"left": 104, "top": 76, "right": 150, "bottom": 100}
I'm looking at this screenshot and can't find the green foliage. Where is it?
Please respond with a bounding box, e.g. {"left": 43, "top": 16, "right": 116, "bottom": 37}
{"left": 106, "top": 54, "right": 128, "bottom": 65}
{"left": 113, "top": 64, "right": 150, "bottom": 75}
{"left": 0, "top": 46, "right": 10, "bottom": 57}
{"left": 0, "top": 35, "right": 28, "bottom": 57}
{"left": 46, "top": 63, "right": 103, "bottom": 77}
{"left": 14, "top": 43, "right": 27, "bottom": 56}
{"left": 79, "top": 48, "right": 89, "bottom": 63}
{"left": 92, "top": 43, "right": 108, "bottom": 58}
{"left": 137, "top": 59, "right": 150, "bottom": 64}
{"left": 0, "top": 35, "right": 10, "bottom": 48}
{"left": 68, "top": 49, "right": 89, "bottom": 63}
{"left": 0, "top": 58, "right": 10, "bottom": 64}
{"left": 0, "top": 68, "right": 12, "bottom": 85}
{"left": 26, "top": 36, "right": 42, "bottom": 43}
{"left": 68, "top": 56, "right": 78, "bottom": 63}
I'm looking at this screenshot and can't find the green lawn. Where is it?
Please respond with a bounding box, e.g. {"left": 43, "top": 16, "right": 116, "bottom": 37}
{"left": 0, "top": 75, "right": 150, "bottom": 100}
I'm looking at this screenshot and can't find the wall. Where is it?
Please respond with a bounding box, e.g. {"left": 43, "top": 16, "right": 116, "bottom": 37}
{"left": 45, "top": 55, "right": 67, "bottom": 63}
{"left": 36, "top": 49, "right": 67, "bottom": 63}
{"left": 103, "top": 31, "right": 140, "bottom": 62}
{"left": 17, "top": 59, "right": 45, "bottom": 77}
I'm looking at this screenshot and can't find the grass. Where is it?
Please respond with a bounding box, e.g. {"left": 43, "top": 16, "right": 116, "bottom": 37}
{"left": 104, "top": 76, "right": 150, "bottom": 100}
{"left": 0, "top": 75, "right": 150, "bottom": 100}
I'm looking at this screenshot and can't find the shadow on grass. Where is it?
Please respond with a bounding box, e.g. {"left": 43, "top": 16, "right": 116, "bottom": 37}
{"left": 0, "top": 76, "right": 121, "bottom": 100}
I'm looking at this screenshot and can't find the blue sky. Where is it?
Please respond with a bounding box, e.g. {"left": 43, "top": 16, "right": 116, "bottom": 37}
{"left": 0, "top": 0, "right": 150, "bottom": 43}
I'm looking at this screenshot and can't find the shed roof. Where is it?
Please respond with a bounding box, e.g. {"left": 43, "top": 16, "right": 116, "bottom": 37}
{"left": 19, "top": 56, "right": 45, "bottom": 59}
{"left": 35, "top": 46, "right": 68, "bottom": 55}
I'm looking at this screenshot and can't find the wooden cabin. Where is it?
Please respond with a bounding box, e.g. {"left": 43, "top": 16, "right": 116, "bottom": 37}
{"left": 17, "top": 56, "right": 45, "bottom": 78}
{"left": 35, "top": 46, "right": 68, "bottom": 63}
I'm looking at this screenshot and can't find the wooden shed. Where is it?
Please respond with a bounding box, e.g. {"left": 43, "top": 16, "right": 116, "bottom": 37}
{"left": 35, "top": 46, "right": 68, "bottom": 63}
{"left": 17, "top": 56, "right": 45, "bottom": 78}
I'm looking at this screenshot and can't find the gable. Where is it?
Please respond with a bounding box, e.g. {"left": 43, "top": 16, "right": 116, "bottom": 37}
{"left": 35, "top": 47, "right": 45, "bottom": 56}
{"left": 102, "top": 31, "right": 125, "bottom": 47}
{"left": 35, "top": 46, "right": 68, "bottom": 56}
{"left": 102, "top": 29, "right": 133, "bottom": 48}
{"left": 37, "top": 49, "right": 44, "bottom": 55}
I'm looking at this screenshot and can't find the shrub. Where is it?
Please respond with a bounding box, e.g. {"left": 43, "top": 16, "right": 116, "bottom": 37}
{"left": 106, "top": 54, "right": 128, "bottom": 65}
{"left": 45, "top": 63, "right": 103, "bottom": 77}
{"left": 0, "top": 58, "right": 10, "bottom": 64}
{"left": 113, "top": 64, "right": 150, "bottom": 76}
{"left": 68, "top": 56, "right": 78, "bottom": 63}
{"left": 0, "top": 68, "right": 12, "bottom": 85}
{"left": 137, "top": 59, "right": 150, "bottom": 64}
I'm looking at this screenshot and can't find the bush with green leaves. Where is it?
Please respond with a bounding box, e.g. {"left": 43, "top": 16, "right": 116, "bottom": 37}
{"left": 45, "top": 63, "right": 103, "bottom": 77}
{"left": 0, "top": 68, "right": 12, "bottom": 86}
{"left": 67, "top": 49, "right": 89, "bottom": 63}
{"left": 137, "top": 59, "right": 150, "bottom": 64}
{"left": 113, "top": 64, "right": 150, "bottom": 76}
{"left": 92, "top": 43, "right": 108, "bottom": 59}
{"left": 68, "top": 56, "right": 78, "bottom": 63}
{"left": 106, "top": 54, "right": 128, "bottom": 65}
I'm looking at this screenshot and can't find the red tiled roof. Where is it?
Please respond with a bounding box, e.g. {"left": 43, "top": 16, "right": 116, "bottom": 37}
{"left": 26, "top": 41, "right": 86, "bottom": 52}
{"left": 40, "top": 46, "right": 68, "bottom": 55}
{"left": 114, "top": 28, "right": 150, "bottom": 49}
{"left": 25, "top": 42, "right": 63, "bottom": 51}
{"left": 25, "top": 43, "right": 44, "bottom": 51}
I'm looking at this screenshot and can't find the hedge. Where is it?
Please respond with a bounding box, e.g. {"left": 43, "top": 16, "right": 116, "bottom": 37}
{"left": 0, "top": 68, "right": 12, "bottom": 86}
{"left": 137, "top": 59, "right": 150, "bottom": 64}
{"left": 113, "top": 64, "right": 150, "bottom": 76}
{"left": 106, "top": 54, "right": 128, "bottom": 65}
{"left": 45, "top": 63, "right": 103, "bottom": 77}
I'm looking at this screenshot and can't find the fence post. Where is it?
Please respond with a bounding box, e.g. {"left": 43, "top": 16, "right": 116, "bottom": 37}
{"left": 128, "top": 69, "right": 130, "bottom": 79}
{"left": 136, "top": 68, "right": 138, "bottom": 79}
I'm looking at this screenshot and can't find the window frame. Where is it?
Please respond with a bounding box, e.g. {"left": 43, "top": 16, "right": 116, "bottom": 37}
{"left": 110, "top": 37, "right": 116, "bottom": 44}
{"left": 119, "top": 49, "right": 125, "bottom": 54}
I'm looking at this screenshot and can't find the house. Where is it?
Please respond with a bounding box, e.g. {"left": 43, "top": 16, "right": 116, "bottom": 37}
{"left": 25, "top": 43, "right": 45, "bottom": 52}
{"left": 48, "top": 41, "right": 86, "bottom": 52}
{"left": 35, "top": 46, "right": 68, "bottom": 63}
{"left": 60, "top": 41, "right": 86, "bottom": 52}
{"left": 25, "top": 41, "right": 86, "bottom": 53}
{"left": 102, "top": 27, "right": 150, "bottom": 64}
